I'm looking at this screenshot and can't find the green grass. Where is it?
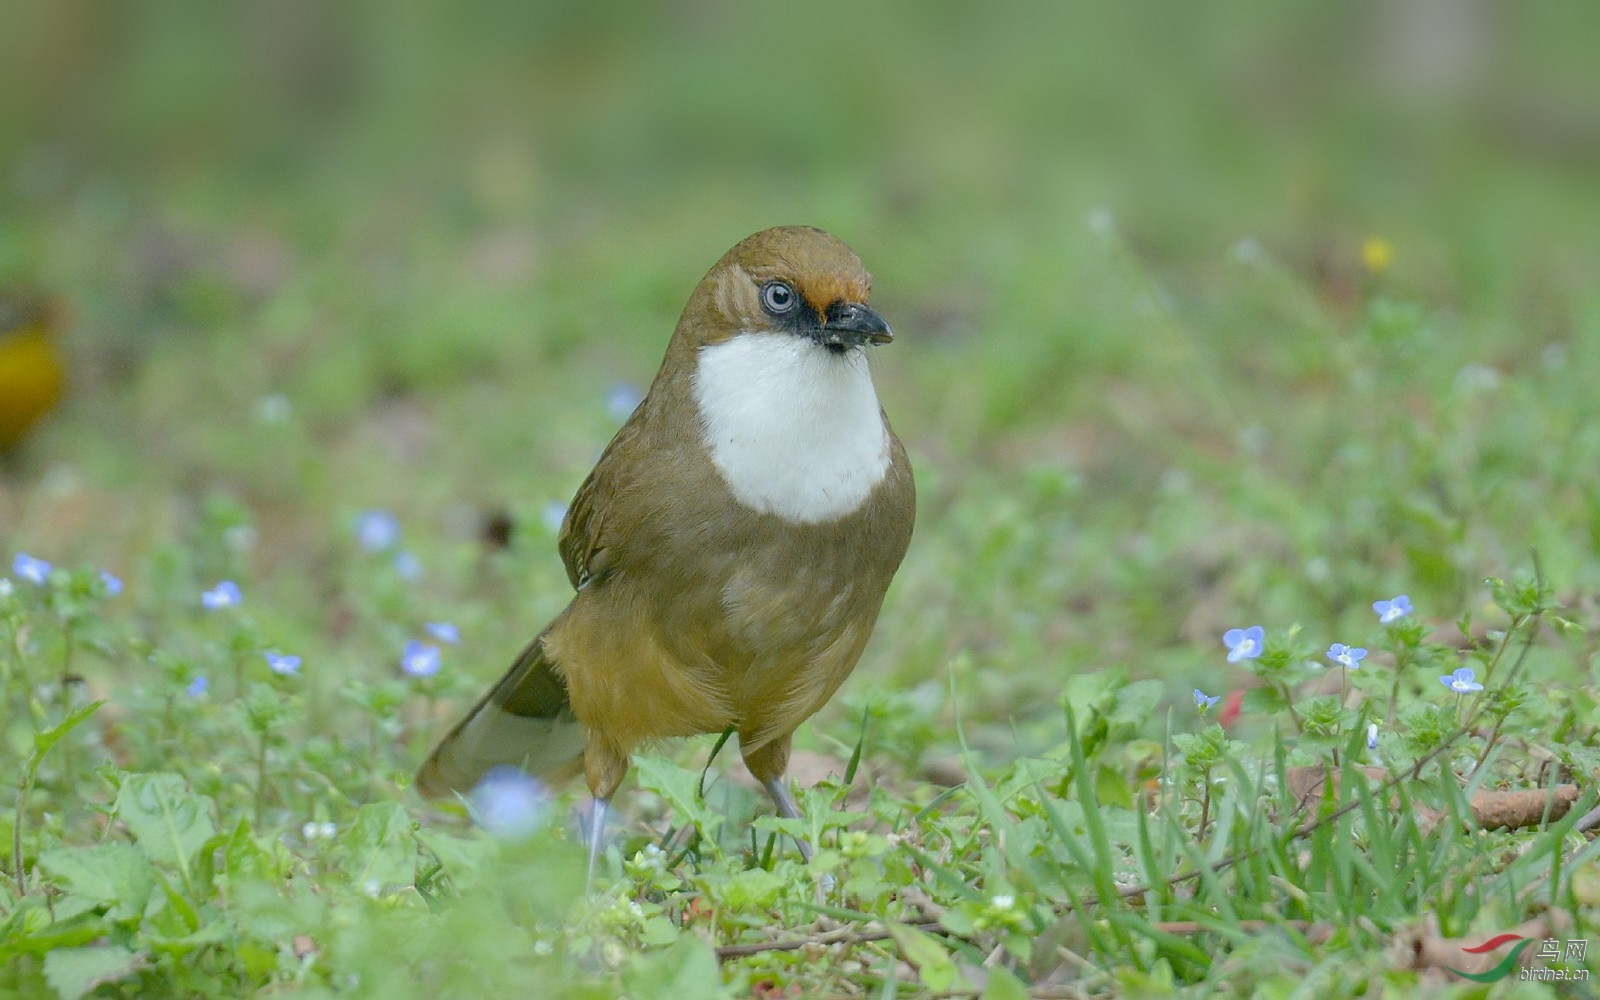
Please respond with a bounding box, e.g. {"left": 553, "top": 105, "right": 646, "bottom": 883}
{"left": 5, "top": 3, "right": 1600, "bottom": 996}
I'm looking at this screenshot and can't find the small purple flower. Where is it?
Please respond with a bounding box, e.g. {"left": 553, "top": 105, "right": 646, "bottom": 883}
{"left": 1366, "top": 723, "right": 1379, "bottom": 750}
{"left": 13, "top": 553, "right": 52, "bottom": 586}
{"left": 1194, "top": 688, "right": 1221, "bottom": 711}
{"left": 425, "top": 622, "right": 460, "bottom": 645}
{"left": 1440, "top": 667, "right": 1483, "bottom": 694}
{"left": 187, "top": 675, "right": 209, "bottom": 697}
{"left": 470, "top": 766, "right": 549, "bottom": 839}
{"left": 265, "top": 650, "right": 301, "bottom": 676}
{"left": 393, "top": 551, "right": 422, "bottom": 581}
{"left": 1326, "top": 643, "right": 1368, "bottom": 670}
{"left": 605, "top": 383, "right": 644, "bottom": 423}
{"left": 1373, "top": 595, "right": 1413, "bottom": 624}
{"left": 99, "top": 570, "right": 123, "bottom": 596}
{"left": 401, "top": 640, "right": 441, "bottom": 678}
{"left": 356, "top": 510, "right": 401, "bottom": 553}
{"left": 201, "top": 580, "right": 242, "bottom": 609}
{"left": 1222, "top": 626, "right": 1265, "bottom": 663}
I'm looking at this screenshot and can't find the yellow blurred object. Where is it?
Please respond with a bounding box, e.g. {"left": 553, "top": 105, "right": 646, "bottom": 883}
{"left": 0, "top": 295, "right": 66, "bottom": 450}
{"left": 1361, "top": 237, "right": 1395, "bottom": 276}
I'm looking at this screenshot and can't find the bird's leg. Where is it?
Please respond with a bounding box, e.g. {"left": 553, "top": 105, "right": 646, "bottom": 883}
{"left": 745, "top": 737, "right": 818, "bottom": 862}
{"left": 582, "top": 735, "right": 629, "bottom": 890}
{"left": 746, "top": 736, "right": 831, "bottom": 888}
{"left": 760, "top": 775, "right": 815, "bottom": 863}
{"left": 584, "top": 796, "right": 610, "bottom": 889}
{"left": 761, "top": 774, "right": 835, "bottom": 894}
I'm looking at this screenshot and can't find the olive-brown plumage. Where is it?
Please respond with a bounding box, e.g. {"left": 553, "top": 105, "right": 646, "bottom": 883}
{"left": 417, "top": 227, "right": 914, "bottom": 866}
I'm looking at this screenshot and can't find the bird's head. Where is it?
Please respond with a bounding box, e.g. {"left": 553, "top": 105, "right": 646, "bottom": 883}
{"left": 684, "top": 226, "right": 892, "bottom": 354}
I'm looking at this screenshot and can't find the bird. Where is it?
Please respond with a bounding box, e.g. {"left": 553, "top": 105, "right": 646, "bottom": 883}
{"left": 417, "top": 226, "right": 915, "bottom": 873}
{"left": 0, "top": 293, "right": 66, "bottom": 452}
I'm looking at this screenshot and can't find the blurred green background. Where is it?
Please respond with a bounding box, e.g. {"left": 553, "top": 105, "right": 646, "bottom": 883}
{"left": 3, "top": 0, "right": 1599, "bottom": 731}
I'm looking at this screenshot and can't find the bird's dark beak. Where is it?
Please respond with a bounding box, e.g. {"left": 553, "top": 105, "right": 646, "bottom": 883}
{"left": 821, "top": 301, "right": 893, "bottom": 348}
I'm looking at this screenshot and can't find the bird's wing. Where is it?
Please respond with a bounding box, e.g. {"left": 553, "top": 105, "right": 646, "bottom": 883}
{"left": 557, "top": 416, "right": 647, "bottom": 591}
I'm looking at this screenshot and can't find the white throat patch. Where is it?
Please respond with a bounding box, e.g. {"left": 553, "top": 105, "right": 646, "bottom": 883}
{"left": 693, "top": 332, "right": 890, "bottom": 524}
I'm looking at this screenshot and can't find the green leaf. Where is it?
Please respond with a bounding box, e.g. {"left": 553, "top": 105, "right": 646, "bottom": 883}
{"left": 143, "top": 916, "right": 233, "bottom": 956}
{"left": 639, "top": 914, "right": 682, "bottom": 946}
{"left": 1, "top": 910, "right": 109, "bottom": 959}
{"left": 115, "top": 773, "right": 217, "bottom": 874}
{"left": 1108, "top": 680, "right": 1164, "bottom": 730}
{"left": 32, "top": 700, "right": 105, "bottom": 759}
{"left": 1240, "top": 685, "right": 1288, "bottom": 716}
{"left": 716, "top": 866, "right": 785, "bottom": 910}
{"left": 191, "top": 829, "right": 225, "bottom": 899}
{"left": 888, "top": 924, "right": 960, "bottom": 992}
{"left": 621, "top": 936, "right": 729, "bottom": 1000}
{"left": 223, "top": 818, "right": 280, "bottom": 884}
{"left": 0, "top": 895, "right": 25, "bottom": 944}
{"left": 1061, "top": 668, "right": 1124, "bottom": 717}
{"left": 633, "top": 756, "right": 724, "bottom": 843}
{"left": 844, "top": 704, "right": 868, "bottom": 786}
{"left": 939, "top": 907, "right": 977, "bottom": 937}
{"left": 981, "top": 965, "right": 1031, "bottom": 1000}
{"left": 161, "top": 872, "right": 202, "bottom": 933}
{"left": 343, "top": 801, "right": 417, "bottom": 889}
{"left": 1095, "top": 766, "right": 1135, "bottom": 809}
{"left": 38, "top": 843, "right": 159, "bottom": 922}
{"left": 42, "top": 944, "right": 143, "bottom": 1000}
{"left": 227, "top": 880, "right": 327, "bottom": 945}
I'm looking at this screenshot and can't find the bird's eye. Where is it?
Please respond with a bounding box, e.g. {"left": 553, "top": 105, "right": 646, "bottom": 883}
{"left": 760, "top": 281, "right": 798, "bottom": 315}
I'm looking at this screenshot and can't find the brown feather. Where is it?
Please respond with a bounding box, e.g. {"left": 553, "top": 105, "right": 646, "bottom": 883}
{"left": 417, "top": 226, "right": 914, "bottom": 809}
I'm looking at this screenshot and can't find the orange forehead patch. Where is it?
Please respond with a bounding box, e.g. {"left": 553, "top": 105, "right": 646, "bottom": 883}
{"left": 800, "top": 273, "right": 871, "bottom": 315}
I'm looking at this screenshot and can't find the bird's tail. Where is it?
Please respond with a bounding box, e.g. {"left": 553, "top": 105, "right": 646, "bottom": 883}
{"left": 414, "top": 630, "right": 587, "bottom": 799}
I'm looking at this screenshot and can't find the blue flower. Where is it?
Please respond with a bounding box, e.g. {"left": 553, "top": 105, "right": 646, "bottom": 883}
{"left": 606, "top": 383, "right": 644, "bottom": 423}
{"left": 265, "top": 650, "right": 301, "bottom": 676}
{"left": 356, "top": 510, "right": 401, "bottom": 553}
{"left": 425, "top": 622, "right": 461, "bottom": 645}
{"left": 12, "top": 553, "right": 52, "bottom": 586}
{"left": 1326, "top": 643, "right": 1368, "bottom": 669}
{"left": 401, "top": 640, "right": 441, "bottom": 678}
{"left": 1440, "top": 667, "right": 1483, "bottom": 693}
{"left": 99, "top": 570, "right": 123, "bottom": 596}
{"left": 393, "top": 551, "right": 422, "bottom": 581}
{"left": 469, "top": 766, "right": 549, "bottom": 839}
{"left": 1194, "top": 688, "right": 1221, "bottom": 711}
{"left": 187, "top": 675, "right": 209, "bottom": 697}
{"left": 1373, "top": 595, "right": 1413, "bottom": 624}
{"left": 201, "top": 580, "right": 242, "bottom": 609}
{"left": 1366, "top": 722, "right": 1379, "bottom": 750}
{"left": 1222, "top": 625, "right": 1265, "bottom": 662}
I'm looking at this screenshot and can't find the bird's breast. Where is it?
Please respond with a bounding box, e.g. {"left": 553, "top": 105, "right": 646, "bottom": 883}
{"left": 691, "top": 332, "right": 890, "bottom": 525}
